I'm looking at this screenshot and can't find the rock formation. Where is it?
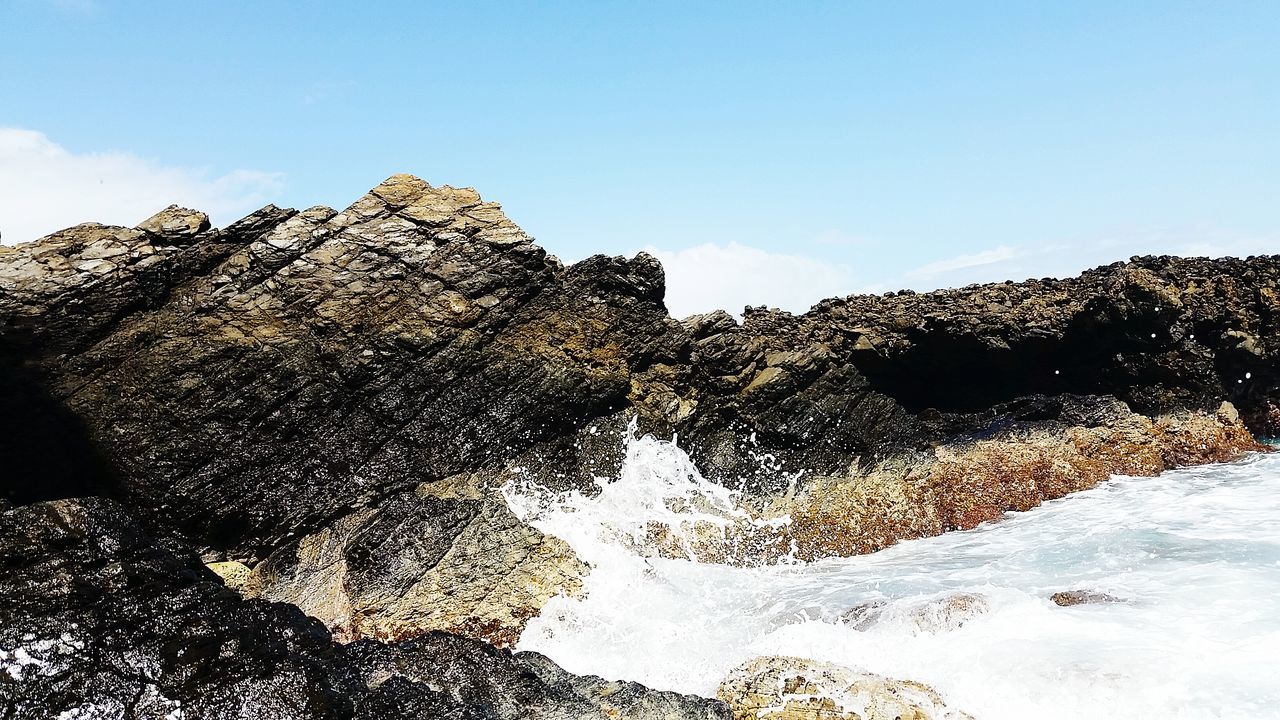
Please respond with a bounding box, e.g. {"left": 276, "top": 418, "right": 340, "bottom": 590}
{"left": 0, "top": 497, "right": 728, "bottom": 719}
{"left": 2, "top": 174, "right": 1277, "bottom": 716}
{"left": 716, "top": 656, "right": 973, "bottom": 720}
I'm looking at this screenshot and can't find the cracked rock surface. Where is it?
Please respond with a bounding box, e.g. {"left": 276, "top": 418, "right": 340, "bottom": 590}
{"left": 1, "top": 174, "right": 1278, "bottom": 716}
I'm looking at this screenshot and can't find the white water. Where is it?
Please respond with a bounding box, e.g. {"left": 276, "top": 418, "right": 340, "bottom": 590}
{"left": 503, "top": 429, "right": 1280, "bottom": 719}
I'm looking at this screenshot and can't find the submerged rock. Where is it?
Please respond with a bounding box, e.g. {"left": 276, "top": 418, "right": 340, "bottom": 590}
{"left": 837, "top": 593, "right": 990, "bottom": 634}
{"left": 1050, "top": 590, "right": 1127, "bottom": 606}
{"left": 716, "top": 656, "right": 973, "bottom": 720}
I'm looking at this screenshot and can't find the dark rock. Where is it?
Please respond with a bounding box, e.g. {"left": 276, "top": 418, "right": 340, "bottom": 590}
{"left": 0, "top": 497, "right": 728, "bottom": 719}
{"left": 2, "top": 177, "right": 1276, "bottom": 560}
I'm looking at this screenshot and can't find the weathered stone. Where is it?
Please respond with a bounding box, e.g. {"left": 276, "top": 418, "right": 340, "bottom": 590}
{"left": 206, "top": 559, "right": 252, "bottom": 591}
{"left": 2, "top": 175, "right": 1278, "bottom": 714}
{"left": 716, "top": 656, "right": 973, "bottom": 720}
{"left": 246, "top": 491, "right": 586, "bottom": 647}
{"left": 136, "top": 204, "right": 211, "bottom": 241}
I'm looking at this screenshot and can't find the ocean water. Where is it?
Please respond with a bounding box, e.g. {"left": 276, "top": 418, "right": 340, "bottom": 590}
{"left": 503, "top": 428, "right": 1280, "bottom": 719}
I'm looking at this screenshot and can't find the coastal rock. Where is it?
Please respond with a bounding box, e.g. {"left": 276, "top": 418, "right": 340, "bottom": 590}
{"left": 136, "top": 204, "right": 211, "bottom": 241}
{"left": 0, "top": 497, "right": 727, "bottom": 720}
{"left": 1, "top": 174, "right": 1276, "bottom": 657}
{"left": 1050, "top": 590, "right": 1127, "bottom": 606}
{"left": 245, "top": 490, "right": 586, "bottom": 647}
{"left": 716, "top": 656, "right": 973, "bottom": 720}
{"left": 778, "top": 398, "right": 1263, "bottom": 560}
{"left": 839, "top": 593, "right": 990, "bottom": 634}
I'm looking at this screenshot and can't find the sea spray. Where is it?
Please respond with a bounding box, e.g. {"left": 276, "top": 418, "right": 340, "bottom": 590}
{"left": 504, "top": 428, "right": 1280, "bottom": 719}
{"left": 501, "top": 417, "right": 793, "bottom": 565}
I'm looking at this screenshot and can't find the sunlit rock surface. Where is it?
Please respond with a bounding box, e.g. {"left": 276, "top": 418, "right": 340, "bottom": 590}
{"left": 2, "top": 174, "right": 1278, "bottom": 715}
{"left": 716, "top": 656, "right": 973, "bottom": 720}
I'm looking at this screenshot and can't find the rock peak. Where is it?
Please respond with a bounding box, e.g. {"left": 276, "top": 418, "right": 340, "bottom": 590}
{"left": 136, "top": 204, "right": 210, "bottom": 242}
{"left": 341, "top": 174, "right": 529, "bottom": 245}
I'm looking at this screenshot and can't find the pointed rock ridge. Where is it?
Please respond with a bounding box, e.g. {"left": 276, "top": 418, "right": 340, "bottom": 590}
{"left": 136, "top": 204, "right": 211, "bottom": 244}
{"left": 344, "top": 173, "right": 532, "bottom": 247}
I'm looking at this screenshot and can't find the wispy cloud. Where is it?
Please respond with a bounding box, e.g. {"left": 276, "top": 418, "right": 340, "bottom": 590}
{"left": 905, "top": 245, "right": 1023, "bottom": 280}
{"left": 641, "top": 242, "right": 858, "bottom": 318}
{"left": 0, "top": 128, "right": 284, "bottom": 244}
{"left": 892, "top": 232, "right": 1278, "bottom": 292}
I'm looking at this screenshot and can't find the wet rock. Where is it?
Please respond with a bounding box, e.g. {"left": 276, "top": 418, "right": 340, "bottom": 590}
{"left": 1050, "top": 590, "right": 1127, "bottom": 606}
{"left": 0, "top": 497, "right": 727, "bottom": 720}
{"left": 838, "top": 594, "right": 989, "bottom": 634}
{"left": 838, "top": 600, "right": 888, "bottom": 630}
{"left": 207, "top": 559, "right": 252, "bottom": 591}
{"left": 776, "top": 399, "right": 1263, "bottom": 560}
{"left": 716, "top": 656, "right": 973, "bottom": 720}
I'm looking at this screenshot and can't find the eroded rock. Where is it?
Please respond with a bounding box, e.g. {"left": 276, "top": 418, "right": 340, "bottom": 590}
{"left": 245, "top": 490, "right": 586, "bottom": 647}
{"left": 716, "top": 656, "right": 973, "bottom": 720}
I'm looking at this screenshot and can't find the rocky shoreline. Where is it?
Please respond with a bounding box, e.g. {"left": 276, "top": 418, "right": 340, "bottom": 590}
{"left": 2, "top": 175, "right": 1276, "bottom": 718}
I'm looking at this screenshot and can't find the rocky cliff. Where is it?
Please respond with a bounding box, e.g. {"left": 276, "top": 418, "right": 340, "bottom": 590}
{"left": 1, "top": 174, "right": 1276, "bottom": 717}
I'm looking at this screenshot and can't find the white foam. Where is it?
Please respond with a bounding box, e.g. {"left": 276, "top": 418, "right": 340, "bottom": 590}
{"left": 506, "top": 429, "right": 1280, "bottom": 718}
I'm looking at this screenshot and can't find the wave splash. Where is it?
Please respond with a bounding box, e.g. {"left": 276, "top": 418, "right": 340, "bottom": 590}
{"left": 503, "top": 426, "right": 1280, "bottom": 719}
{"left": 501, "top": 418, "right": 792, "bottom": 566}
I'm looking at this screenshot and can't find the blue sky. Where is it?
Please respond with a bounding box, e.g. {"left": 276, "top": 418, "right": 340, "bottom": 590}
{"left": 2, "top": 1, "right": 1277, "bottom": 315}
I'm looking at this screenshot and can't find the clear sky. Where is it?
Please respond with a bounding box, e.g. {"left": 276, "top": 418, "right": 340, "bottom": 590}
{"left": 2, "top": 1, "right": 1277, "bottom": 316}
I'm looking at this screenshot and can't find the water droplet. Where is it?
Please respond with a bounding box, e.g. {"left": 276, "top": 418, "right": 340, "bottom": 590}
{"left": 1246, "top": 372, "right": 1252, "bottom": 379}
{"left": 1054, "top": 370, "right": 1060, "bottom": 375}
{"left": 1151, "top": 333, "right": 1157, "bottom": 338}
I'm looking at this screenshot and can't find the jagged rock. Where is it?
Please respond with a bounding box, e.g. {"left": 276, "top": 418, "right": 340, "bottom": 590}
{"left": 245, "top": 490, "right": 586, "bottom": 647}
{"left": 136, "top": 204, "right": 211, "bottom": 241}
{"left": 0, "top": 497, "right": 728, "bottom": 720}
{"left": 0, "top": 174, "right": 1276, "bottom": 657}
{"left": 716, "top": 656, "right": 972, "bottom": 720}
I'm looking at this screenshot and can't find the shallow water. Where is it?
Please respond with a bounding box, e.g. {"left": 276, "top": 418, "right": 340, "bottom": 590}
{"left": 504, "top": 429, "right": 1280, "bottom": 718}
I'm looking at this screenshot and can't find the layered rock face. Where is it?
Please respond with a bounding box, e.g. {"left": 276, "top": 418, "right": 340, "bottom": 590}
{"left": 1, "top": 175, "right": 1277, "bottom": 716}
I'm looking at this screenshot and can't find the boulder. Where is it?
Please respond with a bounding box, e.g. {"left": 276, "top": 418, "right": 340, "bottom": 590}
{"left": 716, "top": 656, "right": 972, "bottom": 720}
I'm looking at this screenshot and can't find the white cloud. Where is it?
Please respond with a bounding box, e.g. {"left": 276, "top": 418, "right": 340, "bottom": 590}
{"left": 892, "top": 232, "right": 1279, "bottom": 292}
{"left": 0, "top": 128, "right": 284, "bottom": 245}
{"left": 641, "top": 242, "right": 858, "bottom": 318}
{"left": 905, "top": 245, "right": 1023, "bottom": 281}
